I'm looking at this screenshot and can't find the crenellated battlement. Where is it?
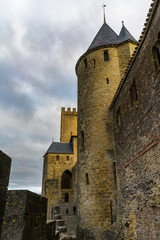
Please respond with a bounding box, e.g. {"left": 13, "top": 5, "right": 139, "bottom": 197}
{"left": 60, "top": 107, "right": 77, "bottom": 143}
{"left": 61, "top": 107, "right": 77, "bottom": 115}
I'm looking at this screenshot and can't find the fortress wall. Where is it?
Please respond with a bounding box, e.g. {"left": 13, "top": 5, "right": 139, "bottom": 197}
{"left": 0, "top": 150, "right": 11, "bottom": 238}
{"left": 111, "top": 1, "right": 160, "bottom": 239}
{"left": 1, "top": 190, "right": 56, "bottom": 240}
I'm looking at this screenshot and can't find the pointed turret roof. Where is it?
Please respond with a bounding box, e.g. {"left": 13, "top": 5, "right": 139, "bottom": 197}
{"left": 87, "top": 23, "right": 118, "bottom": 51}
{"left": 117, "top": 23, "right": 137, "bottom": 43}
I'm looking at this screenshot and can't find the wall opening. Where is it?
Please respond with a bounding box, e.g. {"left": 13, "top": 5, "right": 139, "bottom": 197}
{"left": 106, "top": 78, "right": 109, "bottom": 84}
{"left": 84, "top": 58, "right": 88, "bottom": 69}
{"left": 152, "top": 32, "right": 160, "bottom": 72}
{"left": 152, "top": 35, "right": 160, "bottom": 72}
{"left": 56, "top": 155, "right": 59, "bottom": 160}
{"left": 65, "top": 193, "right": 69, "bottom": 202}
{"left": 80, "top": 131, "right": 84, "bottom": 148}
{"left": 85, "top": 173, "right": 89, "bottom": 185}
{"left": 130, "top": 79, "right": 138, "bottom": 106}
{"left": 66, "top": 156, "right": 69, "bottom": 161}
{"left": 104, "top": 51, "right": 109, "bottom": 61}
{"left": 93, "top": 59, "right": 96, "bottom": 68}
{"left": 61, "top": 170, "right": 72, "bottom": 189}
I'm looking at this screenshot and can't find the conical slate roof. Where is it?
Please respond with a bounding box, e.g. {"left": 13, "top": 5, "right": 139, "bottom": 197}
{"left": 87, "top": 23, "right": 118, "bottom": 51}
{"left": 117, "top": 24, "right": 137, "bottom": 43}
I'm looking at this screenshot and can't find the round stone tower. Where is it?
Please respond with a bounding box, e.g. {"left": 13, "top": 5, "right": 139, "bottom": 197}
{"left": 76, "top": 21, "right": 137, "bottom": 240}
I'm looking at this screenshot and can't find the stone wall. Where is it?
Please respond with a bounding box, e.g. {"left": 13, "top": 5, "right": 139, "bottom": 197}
{"left": 117, "top": 41, "right": 137, "bottom": 79}
{"left": 111, "top": 1, "right": 160, "bottom": 239}
{"left": 0, "top": 150, "right": 11, "bottom": 238}
{"left": 62, "top": 215, "right": 77, "bottom": 235}
{"left": 1, "top": 190, "right": 56, "bottom": 240}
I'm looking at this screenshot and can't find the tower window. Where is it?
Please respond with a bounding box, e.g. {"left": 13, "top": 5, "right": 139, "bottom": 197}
{"left": 66, "top": 156, "right": 69, "bottom": 161}
{"left": 104, "top": 51, "right": 109, "bottom": 61}
{"left": 80, "top": 130, "right": 84, "bottom": 148}
{"left": 65, "top": 193, "right": 69, "bottom": 203}
{"left": 116, "top": 107, "right": 121, "bottom": 127}
{"left": 93, "top": 59, "right": 96, "bottom": 68}
{"left": 84, "top": 58, "right": 88, "bottom": 69}
{"left": 56, "top": 155, "right": 59, "bottom": 160}
{"left": 152, "top": 33, "right": 160, "bottom": 72}
{"left": 106, "top": 78, "right": 109, "bottom": 84}
{"left": 110, "top": 201, "right": 113, "bottom": 224}
{"left": 85, "top": 173, "right": 89, "bottom": 185}
{"left": 130, "top": 79, "right": 138, "bottom": 107}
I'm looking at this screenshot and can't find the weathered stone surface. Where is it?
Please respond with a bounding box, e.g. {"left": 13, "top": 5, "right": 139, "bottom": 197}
{"left": 1, "top": 190, "right": 49, "bottom": 240}
{"left": 46, "top": 220, "right": 56, "bottom": 240}
{"left": 0, "top": 150, "right": 11, "bottom": 187}
{"left": 60, "top": 234, "right": 72, "bottom": 240}
{"left": 62, "top": 215, "right": 77, "bottom": 235}
{"left": 111, "top": 1, "right": 160, "bottom": 239}
{"left": 58, "top": 225, "right": 67, "bottom": 234}
{"left": 76, "top": 23, "right": 136, "bottom": 239}
{"left": 77, "top": 227, "right": 96, "bottom": 240}
{"left": 0, "top": 150, "right": 11, "bottom": 239}
{"left": 56, "top": 219, "right": 65, "bottom": 227}
{"left": 0, "top": 186, "right": 7, "bottom": 220}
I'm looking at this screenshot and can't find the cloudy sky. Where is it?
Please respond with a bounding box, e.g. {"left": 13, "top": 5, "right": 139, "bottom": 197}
{"left": 0, "top": 0, "right": 152, "bottom": 193}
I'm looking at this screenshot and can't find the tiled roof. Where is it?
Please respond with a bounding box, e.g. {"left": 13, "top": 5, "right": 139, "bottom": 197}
{"left": 117, "top": 24, "right": 137, "bottom": 43}
{"left": 87, "top": 23, "right": 118, "bottom": 51}
{"left": 44, "top": 142, "right": 73, "bottom": 155}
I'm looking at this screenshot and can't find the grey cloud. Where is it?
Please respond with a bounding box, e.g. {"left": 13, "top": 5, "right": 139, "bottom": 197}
{"left": 9, "top": 161, "right": 43, "bottom": 189}
{"left": 0, "top": 62, "right": 37, "bottom": 119}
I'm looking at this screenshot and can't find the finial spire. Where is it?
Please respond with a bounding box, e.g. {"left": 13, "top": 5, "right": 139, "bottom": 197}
{"left": 103, "top": 3, "right": 106, "bottom": 23}
{"left": 122, "top": 21, "right": 124, "bottom": 26}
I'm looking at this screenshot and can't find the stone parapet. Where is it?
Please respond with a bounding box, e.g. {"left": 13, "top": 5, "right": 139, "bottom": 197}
{"left": 1, "top": 190, "right": 50, "bottom": 240}
{"left": 0, "top": 150, "right": 11, "bottom": 239}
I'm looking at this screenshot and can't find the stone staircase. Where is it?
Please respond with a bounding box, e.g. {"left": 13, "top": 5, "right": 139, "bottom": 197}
{"left": 53, "top": 206, "right": 77, "bottom": 240}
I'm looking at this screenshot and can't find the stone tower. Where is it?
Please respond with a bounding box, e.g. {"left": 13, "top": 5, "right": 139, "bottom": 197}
{"left": 42, "top": 107, "right": 77, "bottom": 220}
{"left": 76, "top": 21, "right": 137, "bottom": 239}
{"left": 60, "top": 107, "right": 77, "bottom": 143}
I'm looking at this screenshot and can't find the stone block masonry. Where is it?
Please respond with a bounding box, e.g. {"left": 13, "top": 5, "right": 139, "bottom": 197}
{"left": 76, "top": 32, "right": 136, "bottom": 239}
{"left": 0, "top": 150, "right": 11, "bottom": 238}
{"left": 1, "top": 190, "right": 56, "bottom": 240}
{"left": 111, "top": 0, "right": 160, "bottom": 239}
